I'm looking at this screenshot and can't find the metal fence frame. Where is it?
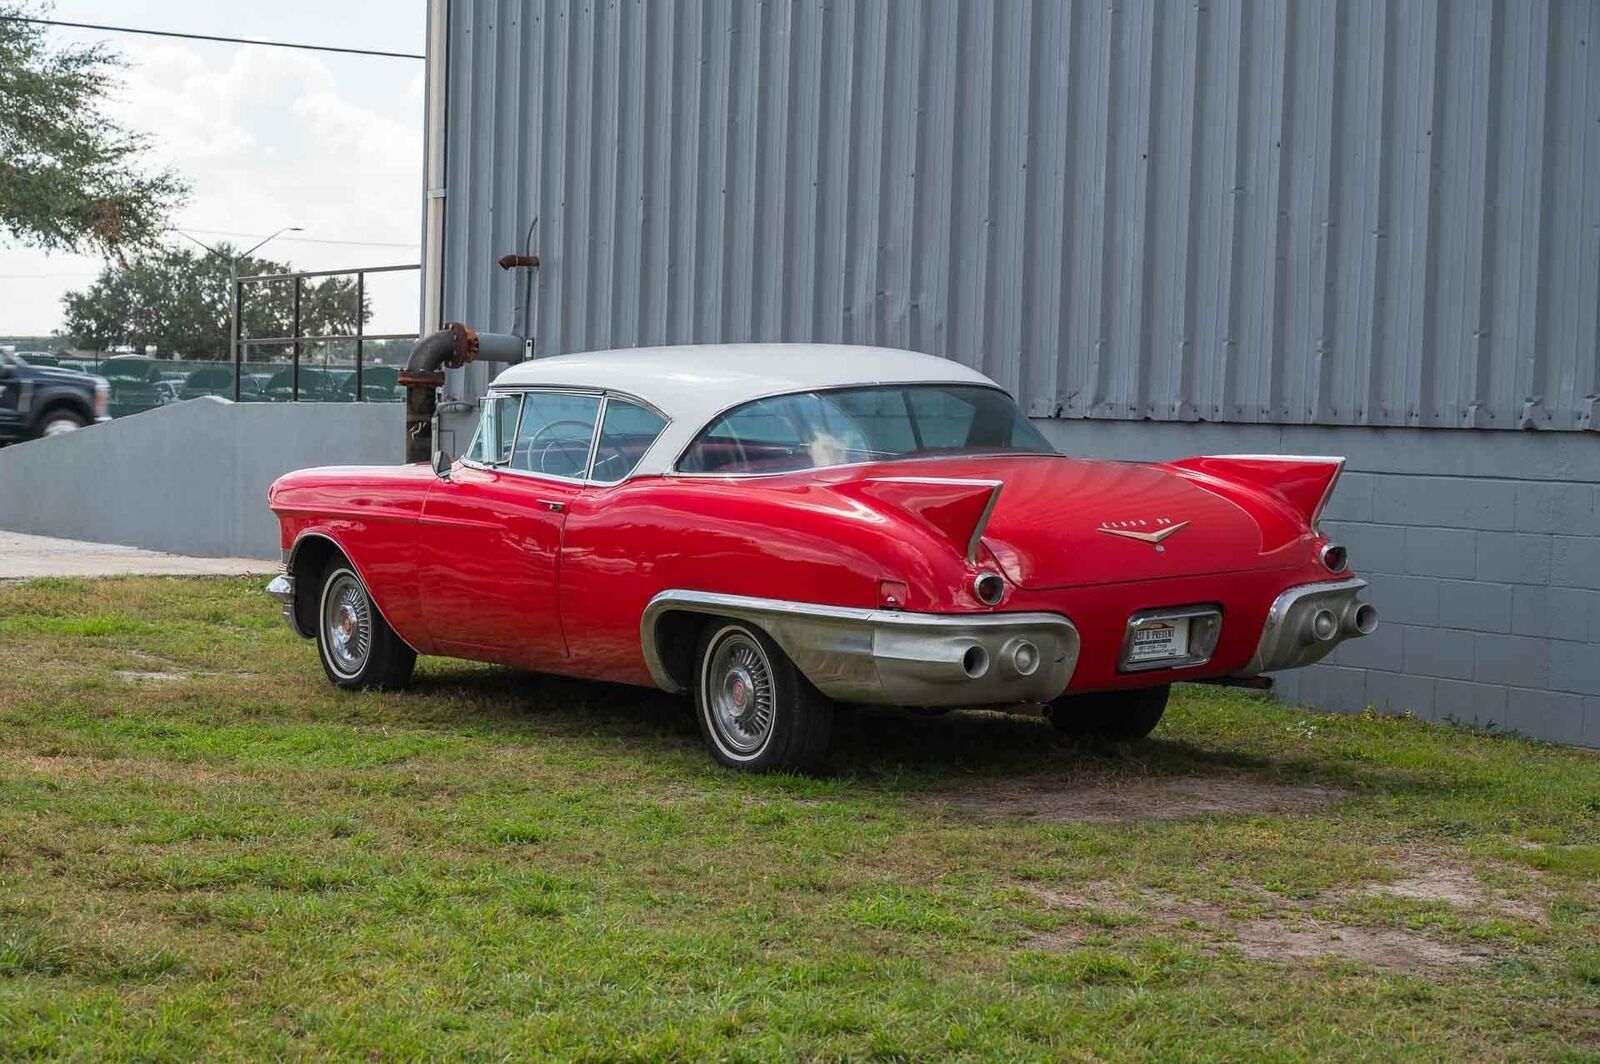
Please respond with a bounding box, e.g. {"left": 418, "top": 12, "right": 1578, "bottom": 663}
{"left": 232, "top": 263, "right": 421, "bottom": 402}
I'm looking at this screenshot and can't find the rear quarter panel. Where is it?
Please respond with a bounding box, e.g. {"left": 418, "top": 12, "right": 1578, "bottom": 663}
{"left": 557, "top": 475, "right": 980, "bottom": 684}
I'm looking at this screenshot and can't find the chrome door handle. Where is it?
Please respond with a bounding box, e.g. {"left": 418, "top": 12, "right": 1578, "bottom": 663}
{"left": 538, "top": 499, "right": 566, "bottom": 513}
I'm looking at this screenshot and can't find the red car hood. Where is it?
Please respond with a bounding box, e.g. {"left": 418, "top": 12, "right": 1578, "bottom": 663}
{"left": 841, "top": 455, "right": 1282, "bottom": 590}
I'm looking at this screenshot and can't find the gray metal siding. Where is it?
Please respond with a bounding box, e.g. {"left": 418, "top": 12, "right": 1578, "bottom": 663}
{"left": 441, "top": 0, "right": 1600, "bottom": 432}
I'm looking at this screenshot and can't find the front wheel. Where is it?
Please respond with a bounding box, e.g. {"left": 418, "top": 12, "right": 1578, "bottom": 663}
{"left": 316, "top": 563, "right": 416, "bottom": 690}
{"left": 693, "top": 621, "right": 832, "bottom": 772}
{"left": 36, "top": 409, "right": 86, "bottom": 438}
{"left": 1048, "top": 684, "right": 1170, "bottom": 742}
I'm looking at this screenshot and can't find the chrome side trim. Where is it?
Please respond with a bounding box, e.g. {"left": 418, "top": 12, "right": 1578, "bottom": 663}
{"left": 640, "top": 590, "right": 1080, "bottom": 707}
{"left": 1242, "top": 577, "right": 1372, "bottom": 676}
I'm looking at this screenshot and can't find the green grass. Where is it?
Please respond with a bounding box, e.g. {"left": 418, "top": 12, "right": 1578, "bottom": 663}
{"left": 0, "top": 576, "right": 1595, "bottom": 1061}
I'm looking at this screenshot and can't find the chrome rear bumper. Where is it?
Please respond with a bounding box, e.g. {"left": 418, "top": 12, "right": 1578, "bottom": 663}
{"left": 641, "top": 590, "right": 1080, "bottom": 707}
{"left": 1242, "top": 577, "right": 1376, "bottom": 675}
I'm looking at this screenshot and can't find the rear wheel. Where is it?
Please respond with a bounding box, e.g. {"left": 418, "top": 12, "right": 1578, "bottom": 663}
{"left": 693, "top": 621, "right": 832, "bottom": 772}
{"left": 316, "top": 563, "right": 416, "bottom": 690}
{"left": 1048, "top": 684, "right": 1169, "bottom": 741}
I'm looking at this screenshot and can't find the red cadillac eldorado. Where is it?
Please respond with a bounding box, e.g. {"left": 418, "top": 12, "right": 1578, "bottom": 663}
{"left": 267, "top": 344, "right": 1375, "bottom": 771}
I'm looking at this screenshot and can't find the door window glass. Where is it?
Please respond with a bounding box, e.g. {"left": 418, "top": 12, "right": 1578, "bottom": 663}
{"left": 466, "top": 393, "right": 521, "bottom": 465}
{"left": 590, "top": 399, "right": 668, "bottom": 482}
{"left": 510, "top": 392, "right": 601, "bottom": 477}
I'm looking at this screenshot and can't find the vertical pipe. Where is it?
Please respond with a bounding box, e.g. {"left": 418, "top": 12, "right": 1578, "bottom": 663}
{"left": 421, "top": 0, "right": 450, "bottom": 335}
{"left": 355, "top": 271, "right": 365, "bottom": 402}
{"left": 291, "top": 274, "right": 302, "bottom": 403}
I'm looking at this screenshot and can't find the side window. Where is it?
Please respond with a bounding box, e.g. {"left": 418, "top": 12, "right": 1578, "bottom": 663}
{"left": 677, "top": 396, "right": 810, "bottom": 473}
{"left": 590, "top": 398, "right": 667, "bottom": 482}
{"left": 466, "top": 393, "right": 521, "bottom": 465}
{"left": 510, "top": 392, "right": 601, "bottom": 477}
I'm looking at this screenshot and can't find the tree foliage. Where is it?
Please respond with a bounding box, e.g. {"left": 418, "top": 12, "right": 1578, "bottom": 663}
{"left": 0, "top": 3, "right": 187, "bottom": 258}
{"left": 61, "top": 244, "right": 370, "bottom": 358}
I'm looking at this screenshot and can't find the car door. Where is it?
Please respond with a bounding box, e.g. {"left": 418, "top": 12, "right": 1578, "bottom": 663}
{"left": 417, "top": 389, "right": 601, "bottom": 665}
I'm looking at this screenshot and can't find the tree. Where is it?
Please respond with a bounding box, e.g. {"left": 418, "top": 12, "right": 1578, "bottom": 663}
{"left": 61, "top": 244, "right": 370, "bottom": 358}
{"left": 0, "top": 2, "right": 187, "bottom": 259}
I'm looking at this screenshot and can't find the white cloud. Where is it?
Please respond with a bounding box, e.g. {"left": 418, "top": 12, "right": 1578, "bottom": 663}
{"left": 1, "top": 5, "right": 424, "bottom": 337}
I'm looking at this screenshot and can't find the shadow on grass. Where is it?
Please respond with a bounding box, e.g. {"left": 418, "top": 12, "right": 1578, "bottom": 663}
{"left": 397, "top": 664, "right": 1462, "bottom": 802}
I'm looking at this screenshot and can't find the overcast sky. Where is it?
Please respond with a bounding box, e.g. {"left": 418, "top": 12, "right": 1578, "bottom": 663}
{"left": 0, "top": 0, "right": 426, "bottom": 337}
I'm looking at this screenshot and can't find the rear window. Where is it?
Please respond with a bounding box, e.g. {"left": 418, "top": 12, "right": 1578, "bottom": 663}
{"left": 677, "top": 384, "right": 1053, "bottom": 474}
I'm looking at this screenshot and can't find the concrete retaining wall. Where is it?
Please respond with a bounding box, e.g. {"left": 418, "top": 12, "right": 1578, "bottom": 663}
{"left": 0, "top": 399, "right": 403, "bottom": 559}
{"left": 1038, "top": 420, "right": 1600, "bottom": 748}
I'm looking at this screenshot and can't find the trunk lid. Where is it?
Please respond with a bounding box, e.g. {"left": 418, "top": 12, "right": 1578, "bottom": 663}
{"left": 862, "top": 455, "right": 1272, "bottom": 590}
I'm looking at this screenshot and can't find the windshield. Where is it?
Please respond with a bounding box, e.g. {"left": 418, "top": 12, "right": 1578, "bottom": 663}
{"left": 677, "top": 384, "right": 1055, "bottom": 475}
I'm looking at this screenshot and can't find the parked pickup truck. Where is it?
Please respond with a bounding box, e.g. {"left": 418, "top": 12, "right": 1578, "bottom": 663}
{"left": 0, "top": 351, "right": 110, "bottom": 443}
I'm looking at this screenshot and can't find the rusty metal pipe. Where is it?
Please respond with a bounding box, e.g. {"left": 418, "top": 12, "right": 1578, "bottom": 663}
{"left": 399, "top": 323, "right": 474, "bottom": 464}
{"left": 399, "top": 324, "right": 528, "bottom": 463}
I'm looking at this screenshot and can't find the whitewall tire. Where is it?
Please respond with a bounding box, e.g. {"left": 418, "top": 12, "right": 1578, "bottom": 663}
{"left": 693, "top": 621, "right": 832, "bottom": 772}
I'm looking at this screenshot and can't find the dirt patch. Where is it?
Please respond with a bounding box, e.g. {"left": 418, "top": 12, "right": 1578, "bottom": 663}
{"left": 114, "top": 670, "right": 188, "bottom": 683}
{"left": 939, "top": 775, "right": 1345, "bottom": 823}
{"left": 1366, "top": 855, "right": 1546, "bottom": 923}
{"left": 1226, "top": 920, "right": 1489, "bottom": 971}
{"left": 1023, "top": 872, "right": 1500, "bottom": 974}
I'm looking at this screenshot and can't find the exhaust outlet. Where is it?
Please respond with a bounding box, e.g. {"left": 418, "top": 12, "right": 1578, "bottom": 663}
{"left": 1344, "top": 601, "right": 1378, "bottom": 636}
{"left": 1301, "top": 607, "right": 1340, "bottom": 645}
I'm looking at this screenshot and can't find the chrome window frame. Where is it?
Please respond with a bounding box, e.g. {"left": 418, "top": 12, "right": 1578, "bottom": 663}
{"left": 669, "top": 381, "right": 1058, "bottom": 479}
{"left": 456, "top": 386, "right": 671, "bottom": 487}
{"left": 588, "top": 395, "right": 673, "bottom": 486}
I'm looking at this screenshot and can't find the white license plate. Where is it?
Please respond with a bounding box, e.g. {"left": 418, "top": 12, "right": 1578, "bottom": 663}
{"left": 1128, "top": 618, "right": 1190, "bottom": 664}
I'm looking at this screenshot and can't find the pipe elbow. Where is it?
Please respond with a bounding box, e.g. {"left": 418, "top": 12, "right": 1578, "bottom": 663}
{"left": 401, "top": 322, "right": 474, "bottom": 383}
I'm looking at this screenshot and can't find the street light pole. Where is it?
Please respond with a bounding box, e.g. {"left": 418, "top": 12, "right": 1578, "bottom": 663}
{"left": 174, "top": 226, "right": 302, "bottom": 400}
{"left": 228, "top": 227, "right": 302, "bottom": 401}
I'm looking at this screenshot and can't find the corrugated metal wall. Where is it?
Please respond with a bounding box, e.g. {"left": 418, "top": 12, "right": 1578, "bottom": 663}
{"left": 441, "top": 0, "right": 1600, "bottom": 432}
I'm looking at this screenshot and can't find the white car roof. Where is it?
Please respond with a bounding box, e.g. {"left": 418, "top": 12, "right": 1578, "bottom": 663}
{"left": 488, "top": 343, "right": 1004, "bottom": 478}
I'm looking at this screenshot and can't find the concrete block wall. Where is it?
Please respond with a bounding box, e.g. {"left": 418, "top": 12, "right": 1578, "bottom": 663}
{"left": 1316, "top": 474, "right": 1598, "bottom": 746}
{"left": 1039, "top": 420, "right": 1600, "bottom": 749}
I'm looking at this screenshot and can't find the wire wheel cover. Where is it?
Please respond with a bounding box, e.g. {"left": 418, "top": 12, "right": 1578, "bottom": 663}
{"left": 322, "top": 573, "right": 373, "bottom": 677}
{"left": 706, "top": 631, "right": 776, "bottom": 755}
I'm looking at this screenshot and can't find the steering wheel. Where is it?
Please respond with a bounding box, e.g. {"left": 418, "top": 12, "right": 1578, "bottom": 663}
{"left": 526, "top": 419, "right": 594, "bottom": 476}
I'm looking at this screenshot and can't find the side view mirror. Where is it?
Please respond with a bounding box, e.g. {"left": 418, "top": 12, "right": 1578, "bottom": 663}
{"left": 431, "top": 449, "right": 453, "bottom": 479}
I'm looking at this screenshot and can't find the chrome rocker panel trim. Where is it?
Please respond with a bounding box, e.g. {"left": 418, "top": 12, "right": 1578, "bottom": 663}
{"left": 1243, "top": 577, "right": 1373, "bottom": 676}
{"left": 641, "top": 590, "right": 1081, "bottom": 707}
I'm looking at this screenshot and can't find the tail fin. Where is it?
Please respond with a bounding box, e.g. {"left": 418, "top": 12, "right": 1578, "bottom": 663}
{"left": 1167, "top": 455, "right": 1345, "bottom": 527}
{"left": 857, "top": 477, "right": 1003, "bottom": 563}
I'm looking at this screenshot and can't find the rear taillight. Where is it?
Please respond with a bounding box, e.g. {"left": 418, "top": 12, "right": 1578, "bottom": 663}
{"left": 93, "top": 382, "right": 109, "bottom": 418}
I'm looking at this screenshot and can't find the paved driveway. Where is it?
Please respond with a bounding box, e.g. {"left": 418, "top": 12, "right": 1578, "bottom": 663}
{"left": 0, "top": 531, "right": 276, "bottom": 581}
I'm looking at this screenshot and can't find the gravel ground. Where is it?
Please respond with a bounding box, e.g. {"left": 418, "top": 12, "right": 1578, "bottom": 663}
{"left": 0, "top": 530, "right": 276, "bottom": 581}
